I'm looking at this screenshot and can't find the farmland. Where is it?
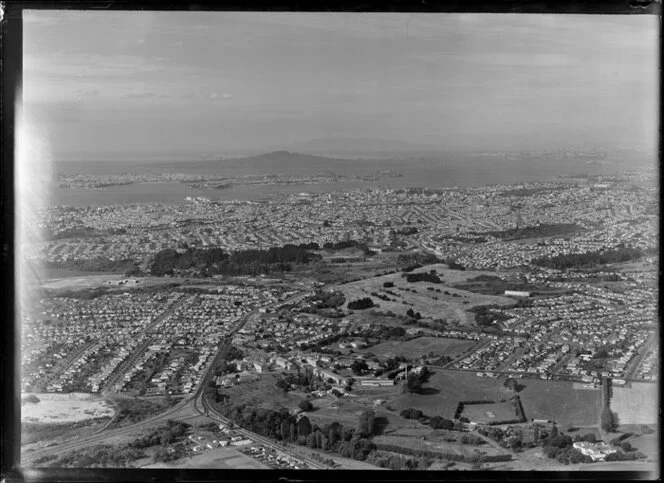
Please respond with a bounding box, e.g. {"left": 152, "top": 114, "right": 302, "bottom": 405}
{"left": 362, "top": 337, "right": 478, "bottom": 360}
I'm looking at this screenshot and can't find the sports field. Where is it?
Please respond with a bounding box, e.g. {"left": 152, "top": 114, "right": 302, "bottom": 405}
{"left": 364, "top": 337, "right": 477, "bottom": 360}
{"left": 386, "top": 370, "right": 601, "bottom": 426}
{"left": 461, "top": 401, "right": 518, "bottom": 424}
{"left": 388, "top": 370, "right": 511, "bottom": 419}
{"left": 517, "top": 379, "right": 601, "bottom": 427}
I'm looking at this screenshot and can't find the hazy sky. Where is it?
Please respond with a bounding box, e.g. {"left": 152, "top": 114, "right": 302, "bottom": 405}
{"left": 23, "top": 11, "right": 659, "bottom": 157}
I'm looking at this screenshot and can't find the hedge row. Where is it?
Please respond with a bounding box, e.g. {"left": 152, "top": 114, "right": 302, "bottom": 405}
{"left": 374, "top": 443, "right": 512, "bottom": 463}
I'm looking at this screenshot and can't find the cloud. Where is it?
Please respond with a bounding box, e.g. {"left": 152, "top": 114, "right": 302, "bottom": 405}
{"left": 76, "top": 88, "right": 99, "bottom": 98}
{"left": 209, "top": 92, "right": 233, "bottom": 100}
{"left": 124, "top": 92, "right": 157, "bottom": 98}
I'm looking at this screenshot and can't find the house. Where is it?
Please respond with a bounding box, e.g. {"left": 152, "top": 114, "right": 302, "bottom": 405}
{"left": 313, "top": 367, "right": 347, "bottom": 386}
{"left": 359, "top": 378, "right": 395, "bottom": 387}
{"left": 572, "top": 442, "right": 618, "bottom": 461}
{"left": 253, "top": 360, "right": 268, "bottom": 373}
{"left": 231, "top": 439, "right": 253, "bottom": 446}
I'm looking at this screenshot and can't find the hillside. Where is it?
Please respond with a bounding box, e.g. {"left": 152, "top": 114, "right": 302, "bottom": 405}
{"left": 157, "top": 151, "right": 380, "bottom": 176}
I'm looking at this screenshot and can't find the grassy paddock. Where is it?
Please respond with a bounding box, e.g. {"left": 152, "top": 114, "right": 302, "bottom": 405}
{"left": 363, "top": 337, "right": 477, "bottom": 360}
{"left": 610, "top": 383, "right": 658, "bottom": 425}
{"left": 388, "top": 370, "right": 511, "bottom": 419}
{"left": 372, "top": 434, "right": 503, "bottom": 458}
{"left": 219, "top": 374, "right": 303, "bottom": 410}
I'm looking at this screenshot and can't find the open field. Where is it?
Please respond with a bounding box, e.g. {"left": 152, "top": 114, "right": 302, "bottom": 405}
{"left": 282, "top": 443, "right": 385, "bottom": 470}
{"left": 386, "top": 370, "right": 601, "bottom": 426}
{"left": 21, "top": 393, "right": 115, "bottom": 424}
{"left": 461, "top": 401, "right": 519, "bottom": 424}
{"left": 490, "top": 446, "right": 657, "bottom": 473}
{"left": 38, "top": 274, "right": 125, "bottom": 290}
{"left": 21, "top": 418, "right": 111, "bottom": 448}
{"left": 373, "top": 434, "right": 503, "bottom": 458}
{"left": 335, "top": 267, "right": 514, "bottom": 325}
{"left": 623, "top": 430, "right": 659, "bottom": 461}
{"left": 363, "top": 337, "right": 478, "bottom": 359}
{"left": 142, "top": 447, "right": 269, "bottom": 469}
{"left": 307, "top": 395, "right": 422, "bottom": 434}
{"left": 517, "top": 378, "right": 601, "bottom": 427}
{"left": 300, "top": 256, "right": 397, "bottom": 285}
{"left": 610, "top": 382, "right": 658, "bottom": 425}
{"left": 387, "top": 370, "right": 512, "bottom": 419}
{"left": 219, "top": 374, "right": 304, "bottom": 410}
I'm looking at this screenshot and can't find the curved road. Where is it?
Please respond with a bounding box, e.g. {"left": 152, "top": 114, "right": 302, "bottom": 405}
{"left": 22, "top": 292, "right": 312, "bottom": 467}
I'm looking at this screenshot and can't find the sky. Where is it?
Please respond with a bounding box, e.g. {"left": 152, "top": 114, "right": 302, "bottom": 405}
{"left": 23, "top": 11, "right": 659, "bottom": 158}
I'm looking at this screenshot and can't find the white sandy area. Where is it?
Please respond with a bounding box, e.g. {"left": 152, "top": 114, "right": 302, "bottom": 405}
{"left": 21, "top": 393, "right": 115, "bottom": 424}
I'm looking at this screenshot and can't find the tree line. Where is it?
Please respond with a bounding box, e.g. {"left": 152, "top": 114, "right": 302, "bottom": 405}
{"left": 532, "top": 246, "right": 654, "bottom": 270}
{"left": 215, "top": 402, "right": 379, "bottom": 461}
{"left": 148, "top": 244, "right": 321, "bottom": 277}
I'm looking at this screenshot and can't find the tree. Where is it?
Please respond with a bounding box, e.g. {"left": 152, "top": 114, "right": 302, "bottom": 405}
{"left": 429, "top": 416, "right": 454, "bottom": 430}
{"left": 298, "top": 400, "right": 314, "bottom": 412}
{"left": 400, "top": 408, "right": 424, "bottom": 420}
{"left": 403, "top": 367, "right": 429, "bottom": 394}
{"left": 275, "top": 378, "right": 290, "bottom": 392}
{"left": 549, "top": 434, "right": 573, "bottom": 449}
{"left": 351, "top": 359, "right": 369, "bottom": 375}
{"left": 601, "top": 407, "right": 618, "bottom": 432}
{"left": 503, "top": 378, "right": 517, "bottom": 392}
{"left": 357, "top": 409, "right": 376, "bottom": 436}
{"left": 344, "top": 377, "right": 355, "bottom": 392}
{"left": 582, "top": 433, "right": 597, "bottom": 443}
{"left": 620, "top": 441, "right": 633, "bottom": 452}
{"left": 567, "top": 447, "right": 585, "bottom": 464}
{"left": 384, "top": 358, "right": 400, "bottom": 371}
{"left": 469, "top": 450, "right": 486, "bottom": 470}
{"left": 297, "top": 416, "right": 312, "bottom": 440}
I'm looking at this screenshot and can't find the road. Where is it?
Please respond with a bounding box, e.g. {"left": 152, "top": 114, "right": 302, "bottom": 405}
{"left": 38, "top": 342, "right": 102, "bottom": 390}
{"left": 22, "top": 291, "right": 313, "bottom": 467}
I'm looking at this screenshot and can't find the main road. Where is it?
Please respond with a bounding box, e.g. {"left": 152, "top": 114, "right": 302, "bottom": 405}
{"left": 22, "top": 291, "right": 315, "bottom": 467}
